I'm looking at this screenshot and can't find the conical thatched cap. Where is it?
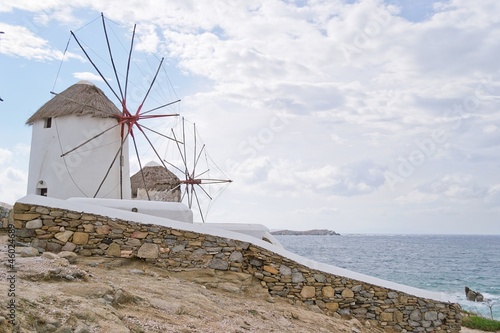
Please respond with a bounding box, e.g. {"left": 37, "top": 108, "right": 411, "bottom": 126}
{"left": 130, "top": 161, "right": 181, "bottom": 197}
{"left": 26, "top": 81, "right": 121, "bottom": 124}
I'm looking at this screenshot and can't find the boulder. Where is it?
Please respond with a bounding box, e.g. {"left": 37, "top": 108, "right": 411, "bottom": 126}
{"left": 0, "top": 202, "right": 12, "bottom": 219}
{"left": 59, "top": 251, "right": 78, "bottom": 264}
{"left": 17, "top": 247, "right": 39, "bottom": 257}
{"left": 465, "top": 286, "right": 484, "bottom": 302}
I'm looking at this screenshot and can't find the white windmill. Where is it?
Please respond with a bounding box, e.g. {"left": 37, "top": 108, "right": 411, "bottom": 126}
{"left": 26, "top": 80, "right": 132, "bottom": 200}
{"left": 25, "top": 14, "right": 232, "bottom": 223}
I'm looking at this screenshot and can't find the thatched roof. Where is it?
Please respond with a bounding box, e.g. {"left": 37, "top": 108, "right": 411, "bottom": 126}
{"left": 26, "top": 81, "right": 121, "bottom": 124}
{"left": 130, "top": 162, "right": 181, "bottom": 198}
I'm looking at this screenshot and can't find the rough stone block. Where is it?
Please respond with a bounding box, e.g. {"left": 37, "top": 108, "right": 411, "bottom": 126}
{"left": 106, "top": 243, "right": 121, "bottom": 257}
{"left": 322, "top": 286, "right": 335, "bottom": 298}
{"left": 263, "top": 265, "right": 279, "bottom": 275}
{"left": 66, "top": 212, "right": 82, "bottom": 219}
{"left": 46, "top": 242, "right": 62, "bottom": 253}
{"left": 292, "top": 272, "right": 305, "bottom": 283}
{"left": 31, "top": 238, "right": 47, "bottom": 251}
{"left": 170, "top": 230, "right": 183, "bottom": 236}
{"left": 69, "top": 220, "right": 82, "bottom": 228}
{"left": 208, "top": 258, "right": 229, "bottom": 270}
{"left": 61, "top": 242, "right": 77, "bottom": 252}
{"left": 12, "top": 220, "right": 23, "bottom": 229}
{"left": 387, "top": 291, "right": 399, "bottom": 299}
{"left": 49, "top": 210, "right": 64, "bottom": 217}
{"left": 14, "top": 213, "right": 41, "bottom": 221}
{"left": 79, "top": 249, "right": 92, "bottom": 256}
{"left": 58, "top": 251, "right": 78, "bottom": 263}
{"left": 424, "top": 311, "right": 438, "bottom": 321}
{"left": 395, "top": 310, "right": 403, "bottom": 323}
{"left": 16, "top": 229, "right": 36, "bottom": 238}
{"left": 352, "top": 285, "right": 363, "bottom": 292}
{"left": 137, "top": 243, "right": 159, "bottom": 259}
{"left": 95, "top": 225, "right": 111, "bottom": 235}
{"left": 126, "top": 238, "right": 142, "bottom": 247}
{"left": 410, "top": 309, "right": 422, "bottom": 321}
{"left": 72, "top": 232, "right": 89, "bottom": 245}
{"left": 183, "top": 232, "right": 199, "bottom": 239}
{"left": 35, "top": 207, "right": 50, "bottom": 215}
{"left": 341, "top": 288, "right": 354, "bottom": 298}
{"left": 314, "top": 274, "right": 327, "bottom": 283}
{"left": 98, "top": 243, "right": 109, "bottom": 250}
{"left": 83, "top": 224, "right": 94, "bottom": 233}
{"left": 55, "top": 230, "right": 74, "bottom": 243}
{"left": 171, "top": 244, "right": 185, "bottom": 253}
{"left": 380, "top": 312, "right": 394, "bottom": 322}
{"left": 131, "top": 231, "right": 149, "bottom": 239}
{"left": 279, "top": 265, "right": 292, "bottom": 276}
{"left": 37, "top": 233, "right": 54, "bottom": 239}
{"left": 300, "top": 286, "right": 316, "bottom": 299}
{"left": 325, "top": 302, "right": 339, "bottom": 311}
{"left": 17, "top": 247, "right": 39, "bottom": 257}
{"left": 229, "top": 251, "right": 243, "bottom": 262}
{"left": 26, "top": 219, "right": 43, "bottom": 229}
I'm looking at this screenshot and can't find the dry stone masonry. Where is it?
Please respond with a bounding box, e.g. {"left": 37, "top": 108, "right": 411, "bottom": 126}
{"left": 12, "top": 202, "right": 462, "bottom": 332}
{"left": 0, "top": 204, "right": 12, "bottom": 229}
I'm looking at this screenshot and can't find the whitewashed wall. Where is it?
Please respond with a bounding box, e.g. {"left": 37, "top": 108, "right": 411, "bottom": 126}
{"left": 27, "top": 115, "right": 131, "bottom": 200}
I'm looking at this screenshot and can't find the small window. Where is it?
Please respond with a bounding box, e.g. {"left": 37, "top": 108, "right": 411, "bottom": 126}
{"left": 40, "top": 188, "right": 48, "bottom": 196}
{"left": 44, "top": 117, "right": 52, "bottom": 128}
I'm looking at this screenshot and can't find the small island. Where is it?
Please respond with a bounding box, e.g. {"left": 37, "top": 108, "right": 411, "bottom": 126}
{"left": 270, "top": 229, "right": 340, "bottom": 236}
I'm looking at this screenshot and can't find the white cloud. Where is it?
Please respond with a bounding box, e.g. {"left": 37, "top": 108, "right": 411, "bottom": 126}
{"left": 72, "top": 72, "right": 104, "bottom": 83}
{"left": 135, "top": 23, "right": 160, "bottom": 54}
{"left": 14, "top": 144, "right": 31, "bottom": 157}
{"left": 0, "top": 0, "right": 61, "bottom": 13}
{"left": 291, "top": 160, "right": 387, "bottom": 197}
{"left": 0, "top": 22, "right": 82, "bottom": 61}
{"left": 0, "top": 166, "right": 27, "bottom": 205}
{"left": 483, "top": 124, "right": 498, "bottom": 134}
{"left": 396, "top": 174, "right": 492, "bottom": 205}
{"left": 228, "top": 157, "right": 386, "bottom": 198}
{"left": 2, "top": 0, "right": 500, "bottom": 233}
{"left": 0, "top": 148, "right": 12, "bottom": 164}
{"left": 485, "top": 184, "right": 500, "bottom": 207}
{"left": 292, "top": 206, "right": 340, "bottom": 216}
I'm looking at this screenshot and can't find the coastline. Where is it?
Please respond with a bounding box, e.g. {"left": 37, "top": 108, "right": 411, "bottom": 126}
{"left": 270, "top": 229, "right": 340, "bottom": 236}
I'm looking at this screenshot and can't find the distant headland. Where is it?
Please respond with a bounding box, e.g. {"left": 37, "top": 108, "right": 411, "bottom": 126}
{"left": 270, "top": 229, "right": 340, "bottom": 236}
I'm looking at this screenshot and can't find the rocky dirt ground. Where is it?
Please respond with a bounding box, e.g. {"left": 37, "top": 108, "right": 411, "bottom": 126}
{"left": 0, "top": 232, "right": 493, "bottom": 333}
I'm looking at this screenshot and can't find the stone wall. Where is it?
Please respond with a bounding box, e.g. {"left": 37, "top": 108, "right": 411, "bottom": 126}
{"left": 12, "top": 202, "right": 462, "bottom": 333}
{"left": 0, "top": 204, "right": 12, "bottom": 229}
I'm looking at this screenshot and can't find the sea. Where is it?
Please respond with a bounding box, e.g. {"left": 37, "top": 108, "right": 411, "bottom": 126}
{"left": 275, "top": 234, "right": 500, "bottom": 319}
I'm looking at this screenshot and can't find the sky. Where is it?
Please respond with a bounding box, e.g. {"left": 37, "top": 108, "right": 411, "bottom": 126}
{"left": 1, "top": 0, "right": 499, "bottom": 234}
